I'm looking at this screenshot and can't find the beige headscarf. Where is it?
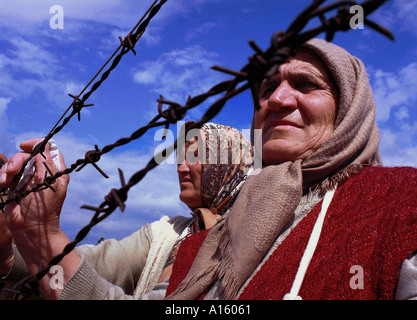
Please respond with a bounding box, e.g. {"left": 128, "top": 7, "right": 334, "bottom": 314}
{"left": 167, "top": 38, "right": 382, "bottom": 300}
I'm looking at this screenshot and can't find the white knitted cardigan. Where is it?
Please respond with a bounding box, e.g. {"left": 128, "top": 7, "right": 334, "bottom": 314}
{"left": 133, "top": 215, "right": 192, "bottom": 298}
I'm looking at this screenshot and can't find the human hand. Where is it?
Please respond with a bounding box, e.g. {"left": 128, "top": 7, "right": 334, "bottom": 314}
{"left": 0, "top": 140, "right": 80, "bottom": 299}
{"left": 0, "top": 139, "right": 69, "bottom": 236}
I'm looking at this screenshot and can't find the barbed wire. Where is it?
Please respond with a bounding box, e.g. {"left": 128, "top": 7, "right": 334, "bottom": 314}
{"left": 0, "top": 0, "right": 165, "bottom": 204}
{"left": 0, "top": 0, "right": 394, "bottom": 299}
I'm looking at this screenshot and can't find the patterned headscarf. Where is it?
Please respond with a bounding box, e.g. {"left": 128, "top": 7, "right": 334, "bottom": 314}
{"left": 200, "top": 123, "right": 253, "bottom": 214}
{"left": 182, "top": 122, "right": 253, "bottom": 231}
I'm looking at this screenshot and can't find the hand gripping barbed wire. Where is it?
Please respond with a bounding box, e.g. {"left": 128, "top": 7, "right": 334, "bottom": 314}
{"left": 0, "top": 0, "right": 394, "bottom": 299}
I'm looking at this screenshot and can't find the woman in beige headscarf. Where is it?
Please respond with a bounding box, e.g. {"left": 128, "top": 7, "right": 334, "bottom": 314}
{"left": 166, "top": 38, "right": 417, "bottom": 300}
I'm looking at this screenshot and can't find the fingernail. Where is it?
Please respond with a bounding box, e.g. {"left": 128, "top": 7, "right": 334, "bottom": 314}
{"left": 0, "top": 172, "right": 6, "bottom": 184}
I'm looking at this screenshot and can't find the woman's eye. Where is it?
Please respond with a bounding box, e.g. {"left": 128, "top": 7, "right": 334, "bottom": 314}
{"left": 259, "top": 78, "right": 280, "bottom": 99}
{"left": 296, "top": 81, "right": 320, "bottom": 91}
{"left": 260, "top": 86, "right": 276, "bottom": 99}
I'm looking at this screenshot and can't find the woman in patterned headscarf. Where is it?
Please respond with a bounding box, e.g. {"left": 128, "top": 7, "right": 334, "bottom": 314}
{"left": 157, "top": 122, "right": 253, "bottom": 285}
{"left": 183, "top": 122, "right": 253, "bottom": 230}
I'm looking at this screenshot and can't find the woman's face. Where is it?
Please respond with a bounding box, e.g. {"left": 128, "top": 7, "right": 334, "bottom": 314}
{"left": 254, "top": 50, "right": 338, "bottom": 165}
{"left": 177, "top": 139, "right": 203, "bottom": 208}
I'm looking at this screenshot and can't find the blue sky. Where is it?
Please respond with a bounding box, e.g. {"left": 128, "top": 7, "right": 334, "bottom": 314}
{"left": 0, "top": 0, "right": 416, "bottom": 244}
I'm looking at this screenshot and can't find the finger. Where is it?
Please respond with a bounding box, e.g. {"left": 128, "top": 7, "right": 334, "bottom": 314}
{"left": 0, "top": 138, "right": 44, "bottom": 189}
{"left": 33, "top": 142, "right": 55, "bottom": 181}
{"left": 34, "top": 141, "right": 66, "bottom": 172}
{"left": 0, "top": 152, "right": 32, "bottom": 187}
{"left": 31, "top": 141, "right": 69, "bottom": 188}
{"left": 57, "top": 149, "right": 67, "bottom": 172}
{"left": 19, "top": 138, "right": 44, "bottom": 152}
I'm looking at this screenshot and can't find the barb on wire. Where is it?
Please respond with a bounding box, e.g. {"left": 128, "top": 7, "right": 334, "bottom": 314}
{"left": 1, "top": 0, "right": 394, "bottom": 299}
{"left": 75, "top": 145, "right": 109, "bottom": 179}
{"left": 67, "top": 94, "right": 94, "bottom": 122}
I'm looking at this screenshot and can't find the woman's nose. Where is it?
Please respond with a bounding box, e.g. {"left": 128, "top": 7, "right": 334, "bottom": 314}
{"left": 267, "top": 81, "right": 297, "bottom": 112}
{"left": 177, "top": 161, "right": 190, "bottom": 173}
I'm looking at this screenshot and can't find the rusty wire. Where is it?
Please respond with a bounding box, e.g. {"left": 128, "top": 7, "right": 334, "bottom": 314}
{"left": 0, "top": 0, "right": 394, "bottom": 299}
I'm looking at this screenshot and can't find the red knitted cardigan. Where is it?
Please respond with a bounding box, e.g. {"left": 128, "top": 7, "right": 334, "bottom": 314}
{"left": 166, "top": 166, "right": 417, "bottom": 300}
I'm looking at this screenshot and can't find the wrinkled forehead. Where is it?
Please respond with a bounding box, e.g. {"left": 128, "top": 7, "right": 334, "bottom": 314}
{"left": 255, "top": 48, "right": 339, "bottom": 106}
{"left": 178, "top": 125, "right": 253, "bottom": 168}
{"left": 288, "top": 49, "right": 334, "bottom": 80}
{"left": 281, "top": 49, "right": 337, "bottom": 94}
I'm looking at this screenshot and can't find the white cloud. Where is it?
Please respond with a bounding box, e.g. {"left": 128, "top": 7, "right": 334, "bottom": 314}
{"left": 0, "top": 97, "right": 12, "bottom": 132}
{"left": 62, "top": 148, "right": 187, "bottom": 242}
{"left": 7, "top": 37, "right": 58, "bottom": 77}
{"left": 379, "top": 121, "right": 417, "bottom": 167}
{"left": 371, "top": 0, "right": 417, "bottom": 37}
{"left": 0, "top": 1, "right": 226, "bottom": 117}
{"left": 184, "top": 22, "right": 218, "bottom": 42}
{"left": 107, "top": 27, "right": 162, "bottom": 49}
{"left": 65, "top": 81, "right": 85, "bottom": 97}
{"left": 393, "top": 0, "right": 417, "bottom": 35}
{"left": 132, "top": 45, "right": 225, "bottom": 107}
{"left": 380, "top": 143, "right": 417, "bottom": 168}
{"left": 134, "top": 67, "right": 160, "bottom": 84}
{"left": 0, "top": 35, "right": 88, "bottom": 112}
{"left": 0, "top": 37, "right": 56, "bottom": 92}
{"left": 370, "top": 59, "right": 417, "bottom": 167}
{"left": 395, "top": 107, "right": 409, "bottom": 121}
{"left": 372, "top": 62, "right": 417, "bottom": 123}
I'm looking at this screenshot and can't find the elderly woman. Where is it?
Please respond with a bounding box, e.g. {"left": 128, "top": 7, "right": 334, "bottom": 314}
{"left": 0, "top": 122, "right": 253, "bottom": 300}
{"left": 166, "top": 39, "right": 417, "bottom": 300}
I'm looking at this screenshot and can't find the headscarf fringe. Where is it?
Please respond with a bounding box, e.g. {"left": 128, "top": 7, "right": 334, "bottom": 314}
{"left": 308, "top": 163, "right": 365, "bottom": 195}
{"left": 212, "top": 222, "right": 239, "bottom": 300}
